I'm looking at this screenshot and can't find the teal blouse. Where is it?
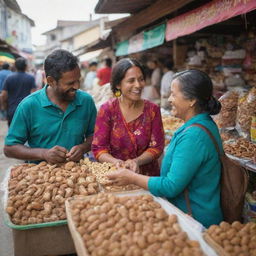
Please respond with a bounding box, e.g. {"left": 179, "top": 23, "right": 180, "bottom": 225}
{"left": 148, "top": 113, "right": 223, "bottom": 227}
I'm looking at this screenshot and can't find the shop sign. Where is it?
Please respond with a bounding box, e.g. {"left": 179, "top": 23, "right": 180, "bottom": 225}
{"left": 166, "top": 0, "right": 256, "bottom": 41}
{"left": 116, "top": 24, "right": 166, "bottom": 56}
{"left": 128, "top": 32, "right": 144, "bottom": 54}
{"left": 143, "top": 24, "right": 166, "bottom": 50}
{"left": 116, "top": 40, "right": 129, "bottom": 56}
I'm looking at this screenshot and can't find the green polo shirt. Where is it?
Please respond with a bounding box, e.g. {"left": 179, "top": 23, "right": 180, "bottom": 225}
{"left": 5, "top": 85, "right": 97, "bottom": 151}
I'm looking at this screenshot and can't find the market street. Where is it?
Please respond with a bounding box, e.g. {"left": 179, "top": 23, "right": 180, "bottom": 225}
{"left": 0, "top": 120, "right": 21, "bottom": 256}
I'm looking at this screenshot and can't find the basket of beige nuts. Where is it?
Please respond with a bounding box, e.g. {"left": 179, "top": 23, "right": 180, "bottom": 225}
{"left": 65, "top": 190, "right": 217, "bottom": 256}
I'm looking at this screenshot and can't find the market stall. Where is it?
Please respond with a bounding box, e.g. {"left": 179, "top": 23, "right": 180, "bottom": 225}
{"left": 3, "top": 156, "right": 255, "bottom": 256}
{"left": 2, "top": 159, "right": 141, "bottom": 255}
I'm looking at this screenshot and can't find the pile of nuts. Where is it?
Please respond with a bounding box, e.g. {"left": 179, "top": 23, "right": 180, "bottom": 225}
{"left": 223, "top": 138, "right": 256, "bottom": 161}
{"left": 215, "top": 91, "right": 239, "bottom": 128}
{"left": 237, "top": 88, "right": 256, "bottom": 134}
{"left": 81, "top": 158, "right": 116, "bottom": 185}
{"left": 81, "top": 158, "right": 140, "bottom": 192}
{"left": 70, "top": 193, "right": 204, "bottom": 256}
{"left": 6, "top": 161, "right": 99, "bottom": 225}
{"left": 206, "top": 221, "right": 256, "bottom": 256}
{"left": 220, "top": 132, "right": 236, "bottom": 142}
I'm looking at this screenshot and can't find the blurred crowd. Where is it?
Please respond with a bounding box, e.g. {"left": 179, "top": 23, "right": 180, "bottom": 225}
{"left": 81, "top": 57, "right": 175, "bottom": 109}
{"left": 0, "top": 56, "right": 175, "bottom": 126}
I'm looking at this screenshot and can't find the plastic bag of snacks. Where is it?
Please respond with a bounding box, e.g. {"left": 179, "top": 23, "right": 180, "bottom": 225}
{"left": 236, "top": 87, "right": 256, "bottom": 138}
{"left": 214, "top": 91, "right": 239, "bottom": 129}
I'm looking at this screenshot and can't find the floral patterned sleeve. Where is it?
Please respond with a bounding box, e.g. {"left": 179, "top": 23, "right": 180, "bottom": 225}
{"left": 92, "top": 102, "right": 112, "bottom": 159}
{"left": 146, "top": 104, "right": 165, "bottom": 159}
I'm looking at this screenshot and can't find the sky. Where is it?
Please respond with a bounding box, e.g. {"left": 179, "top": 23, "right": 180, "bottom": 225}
{"left": 16, "top": 0, "right": 126, "bottom": 45}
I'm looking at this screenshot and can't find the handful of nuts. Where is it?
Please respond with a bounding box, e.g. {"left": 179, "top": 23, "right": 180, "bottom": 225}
{"left": 6, "top": 161, "right": 99, "bottom": 225}
{"left": 205, "top": 221, "right": 256, "bottom": 256}
{"left": 68, "top": 193, "right": 204, "bottom": 256}
{"left": 80, "top": 158, "right": 140, "bottom": 192}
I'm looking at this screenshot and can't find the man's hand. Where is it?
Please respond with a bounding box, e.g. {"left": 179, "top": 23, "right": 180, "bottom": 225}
{"left": 42, "top": 145, "right": 68, "bottom": 164}
{"left": 66, "top": 144, "right": 85, "bottom": 162}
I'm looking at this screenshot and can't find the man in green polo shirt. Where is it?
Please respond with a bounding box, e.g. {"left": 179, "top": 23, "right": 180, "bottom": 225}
{"left": 4, "top": 49, "right": 97, "bottom": 164}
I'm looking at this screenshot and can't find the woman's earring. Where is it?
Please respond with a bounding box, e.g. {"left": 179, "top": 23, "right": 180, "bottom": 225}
{"left": 115, "top": 89, "right": 121, "bottom": 97}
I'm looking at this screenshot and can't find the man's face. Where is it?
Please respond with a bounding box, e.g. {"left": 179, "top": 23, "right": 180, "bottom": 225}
{"left": 53, "top": 66, "right": 81, "bottom": 102}
{"left": 90, "top": 65, "right": 97, "bottom": 72}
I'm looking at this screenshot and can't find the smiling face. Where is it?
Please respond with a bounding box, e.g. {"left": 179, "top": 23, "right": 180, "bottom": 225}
{"left": 117, "top": 66, "right": 145, "bottom": 102}
{"left": 168, "top": 78, "right": 196, "bottom": 121}
{"left": 48, "top": 66, "right": 81, "bottom": 102}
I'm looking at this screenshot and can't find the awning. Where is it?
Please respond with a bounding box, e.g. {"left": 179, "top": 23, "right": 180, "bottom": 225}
{"left": 116, "top": 23, "right": 166, "bottom": 56}
{"left": 0, "top": 51, "right": 15, "bottom": 63}
{"left": 166, "top": 0, "right": 256, "bottom": 41}
{"left": 79, "top": 49, "right": 103, "bottom": 62}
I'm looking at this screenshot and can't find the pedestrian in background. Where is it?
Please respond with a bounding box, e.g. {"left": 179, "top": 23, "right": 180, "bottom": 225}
{"left": 145, "top": 59, "right": 162, "bottom": 104}
{"left": 83, "top": 61, "right": 98, "bottom": 92}
{"left": 97, "top": 57, "right": 112, "bottom": 86}
{"left": 1, "top": 57, "right": 36, "bottom": 126}
{"left": 161, "top": 60, "right": 174, "bottom": 109}
{"left": 35, "top": 64, "right": 46, "bottom": 89}
{"left": 0, "top": 62, "right": 12, "bottom": 120}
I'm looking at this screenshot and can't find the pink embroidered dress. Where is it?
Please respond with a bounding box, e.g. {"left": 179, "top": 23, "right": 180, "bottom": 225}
{"left": 92, "top": 98, "right": 165, "bottom": 176}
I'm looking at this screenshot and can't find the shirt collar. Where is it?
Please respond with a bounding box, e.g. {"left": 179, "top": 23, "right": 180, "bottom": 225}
{"left": 40, "top": 85, "right": 82, "bottom": 107}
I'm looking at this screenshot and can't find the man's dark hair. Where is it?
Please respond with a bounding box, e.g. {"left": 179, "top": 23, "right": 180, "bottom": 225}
{"left": 15, "top": 57, "right": 27, "bottom": 72}
{"left": 164, "top": 60, "right": 173, "bottom": 70}
{"left": 2, "top": 62, "right": 10, "bottom": 70}
{"left": 105, "top": 58, "right": 112, "bottom": 68}
{"left": 89, "top": 61, "right": 98, "bottom": 67}
{"left": 44, "top": 49, "right": 79, "bottom": 81}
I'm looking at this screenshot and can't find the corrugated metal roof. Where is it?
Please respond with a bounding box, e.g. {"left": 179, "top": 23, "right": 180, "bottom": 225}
{"left": 95, "top": 0, "right": 155, "bottom": 14}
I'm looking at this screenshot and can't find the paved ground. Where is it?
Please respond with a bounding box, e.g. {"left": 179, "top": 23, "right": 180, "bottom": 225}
{"left": 0, "top": 120, "right": 22, "bottom": 256}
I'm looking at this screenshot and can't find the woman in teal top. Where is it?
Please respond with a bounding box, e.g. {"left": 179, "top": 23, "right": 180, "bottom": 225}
{"left": 108, "top": 69, "right": 223, "bottom": 227}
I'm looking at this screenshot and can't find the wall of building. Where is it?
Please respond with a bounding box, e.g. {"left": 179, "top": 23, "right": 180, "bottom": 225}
{"left": 74, "top": 26, "right": 100, "bottom": 50}
{"left": 0, "top": 1, "right": 33, "bottom": 53}
{"left": 0, "top": 0, "right": 8, "bottom": 39}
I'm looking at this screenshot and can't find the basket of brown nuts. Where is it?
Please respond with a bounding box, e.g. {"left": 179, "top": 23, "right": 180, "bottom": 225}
{"left": 4, "top": 160, "right": 101, "bottom": 229}
{"left": 65, "top": 190, "right": 217, "bottom": 256}
{"left": 204, "top": 221, "right": 256, "bottom": 256}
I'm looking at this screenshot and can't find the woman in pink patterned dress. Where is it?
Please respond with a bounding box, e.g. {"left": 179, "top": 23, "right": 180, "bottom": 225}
{"left": 92, "top": 58, "right": 164, "bottom": 176}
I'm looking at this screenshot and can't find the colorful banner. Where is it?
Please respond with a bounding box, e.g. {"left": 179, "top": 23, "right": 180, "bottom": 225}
{"left": 116, "top": 40, "right": 129, "bottom": 56}
{"left": 116, "top": 24, "right": 166, "bottom": 56}
{"left": 166, "top": 0, "right": 256, "bottom": 41}
{"left": 128, "top": 32, "right": 144, "bottom": 54}
{"left": 143, "top": 23, "right": 166, "bottom": 50}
